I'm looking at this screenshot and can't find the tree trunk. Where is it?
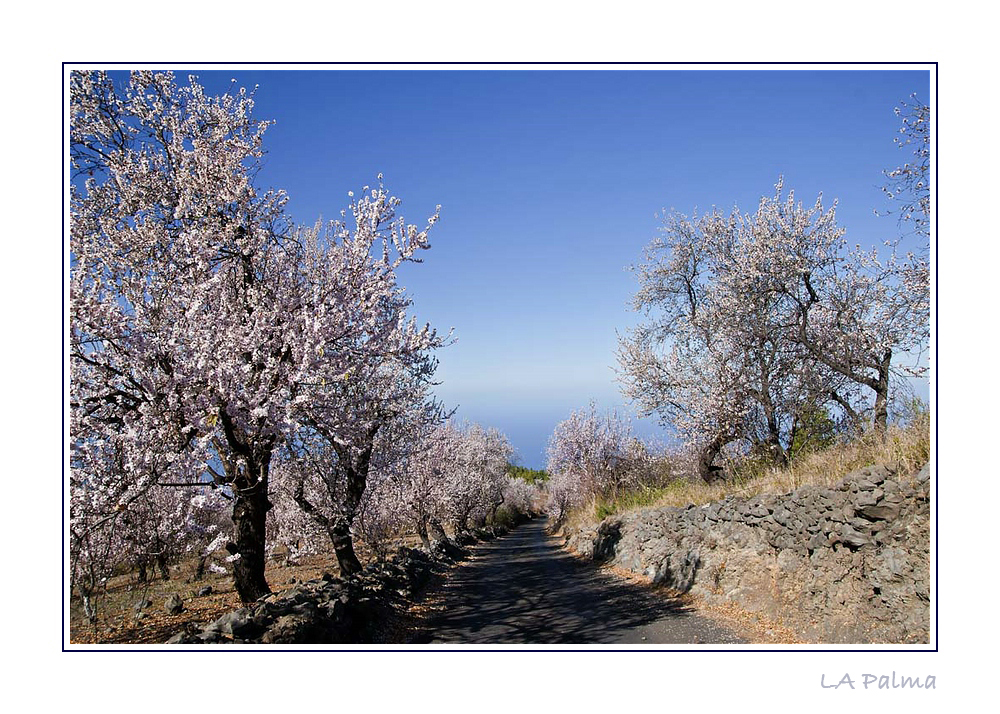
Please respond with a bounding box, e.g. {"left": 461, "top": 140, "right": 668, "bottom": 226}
{"left": 324, "top": 429, "right": 378, "bottom": 576}
{"left": 217, "top": 412, "right": 275, "bottom": 603}
{"left": 230, "top": 474, "right": 272, "bottom": 604}
{"left": 830, "top": 390, "right": 863, "bottom": 433}
{"left": 758, "top": 371, "right": 788, "bottom": 467}
{"left": 290, "top": 457, "right": 365, "bottom": 576}
{"left": 427, "top": 517, "right": 448, "bottom": 542}
{"left": 156, "top": 552, "right": 170, "bottom": 580}
{"left": 82, "top": 594, "right": 97, "bottom": 624}
{"left": 698, "top": 433, "right": 730, "bottom": 483}
{"left": 416, "top": 518, "right": 431, "bottom": 551}
{"left": 328, "top": 518, "right": 363, "bottom": 576}
{"left": 452, "top": 514, "right": 471, "bottom": 540}
{"left": 762, "top": 421, "right": 788, "bottom": 468}
{"left": 488, "top": 494, "right": 504, "bottom": 524}
{"left": 194, "top": 555, "right": 208, "bottom": 581}
{"left": 873, "top": 348, "right": 892, "bottom": 434}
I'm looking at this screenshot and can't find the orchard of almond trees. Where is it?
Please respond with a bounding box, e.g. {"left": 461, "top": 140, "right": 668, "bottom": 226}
{"left": 69, "top": 71, "right": 544, "bottom": 620}
{"left": 68, "top": 68, "right": 931, "bottom": 647}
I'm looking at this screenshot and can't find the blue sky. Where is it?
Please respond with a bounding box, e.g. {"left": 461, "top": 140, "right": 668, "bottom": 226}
{"left": 147, "top": 68, "right": 930, "bottom": 468}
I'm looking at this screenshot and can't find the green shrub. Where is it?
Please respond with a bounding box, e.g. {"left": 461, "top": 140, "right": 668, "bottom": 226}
{"left": 789, "top": 404, "right": 838, "bottom": 460}
{"left": 489, "top": 506, "right": 519, "bottom": 530}
{"left": 593, "top": 484, "right": 674, "bottom": 521}
{"left": 507, "top": 464, "right": 550, "bottom": 484}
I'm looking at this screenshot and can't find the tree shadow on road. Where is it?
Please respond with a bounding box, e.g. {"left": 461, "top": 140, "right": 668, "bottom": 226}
{"left": 406, "top": 520, "right": 711, "bottom": 644}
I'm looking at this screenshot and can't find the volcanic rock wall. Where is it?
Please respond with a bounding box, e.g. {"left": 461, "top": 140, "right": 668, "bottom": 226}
{"left": 564, "top": 463, "right": 931, "bottom": 643}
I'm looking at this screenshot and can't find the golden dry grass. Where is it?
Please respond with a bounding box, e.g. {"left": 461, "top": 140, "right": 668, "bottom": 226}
{"left": 569, "top": 415, "right": 930, "bottom": 529}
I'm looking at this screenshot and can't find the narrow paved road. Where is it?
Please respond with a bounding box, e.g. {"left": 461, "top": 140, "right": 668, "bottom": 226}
{"left": 412, "top": 518, "right": 744, "bottom": 644}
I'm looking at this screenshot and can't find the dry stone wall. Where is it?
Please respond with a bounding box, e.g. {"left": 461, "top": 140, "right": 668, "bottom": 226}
{"left": 165, "top": 519, "right": 529, "bottom": 644}
{"left": 564, "top": 463, "right": 930, "bottom": 643}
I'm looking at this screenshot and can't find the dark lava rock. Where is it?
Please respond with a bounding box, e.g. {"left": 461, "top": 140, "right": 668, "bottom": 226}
{"left": 165, "top": 594, "right": 184, "bottom": 615}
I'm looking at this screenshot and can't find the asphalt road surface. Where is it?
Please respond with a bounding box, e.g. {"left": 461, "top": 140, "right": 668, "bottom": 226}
{"left": 413, "top": 518, "right": 744, "bottom": 645}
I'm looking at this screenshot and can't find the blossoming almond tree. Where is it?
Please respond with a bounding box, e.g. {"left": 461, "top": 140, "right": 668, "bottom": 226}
{"left": 880, "top": 95, "right": 930, "bottom": 244}
{"left": 545, "top": 402, "right": 645, "bottom": 501}
{"left": 390, "top": 420, "right": 456, "bottom": 550}
{"left": 619, "top": 183, "right": 869, "bottom": 480}
{"left": 438, "top": 423, "right": 514, "bottom": 538}
{"left": 366, "top": 421, "right": 514, "bottom": 549}
{"left": 619, "top": 210, "right": 758, "bottom": 481}
{"left": 263, "top": 182, "right": 448, "bottom": 575}
{"left": 71, "top": 70, "right": 295, "bottom": 601}
{"left": 70, "top": 70, "right": 445, "bottom": 602}
{"left": 618, "top": 177, "right": 929, "bottom": 482}
{"left": 279, "top": 371, "right": 449, "bottom": 574}
{"left": 500, "top": 475, "right": 540, "bottom": 517}
{"left": 736, "top": 180, "right": 928, "bottom": 432}
{"left": 69, "top": 430, "right": 231, "bottom": 619}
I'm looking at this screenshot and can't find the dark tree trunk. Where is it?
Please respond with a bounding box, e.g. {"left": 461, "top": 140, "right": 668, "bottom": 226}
{"left": 873, "top": 348, "right": 892, "bottom": 434}
{"left": 323, "top": 424, "right": 379, "bottom": 577}
{"left": 416, "top": 518, "right": 431, "bottom": 551}
{"left": 231, "top": 483, "right": 272, "bottom": 603}
{"left": 698, "top": 433, "right": 730, "bottom": 483}
{"left": 762, "top": 417, "right": 788, "bottom": 468}
{"left": 289, "top": 462, "right": 364, "bottom": 576}
{"left": 757, "top": 359, "right": 788, "bottom": 468}
{"left": 452, "top": 514, "right": 471, "bottom": 541}
{"left": 830, "top": 390, "right": 863, "bottom": 433}
{"left": 427, "top": 517, "right": 448, "bottom": 542}
{"left": 218, "top": 412, "right": 275, "bottom": 604}
{"left": 194, "top": 555, "right": 208, "bottom": 581}
{"left": 230, "top": 450, "right": 274, "bottom": 603}
{"left": 328, "top": 518, "right": 363, "bottom": 576}
{"left": 488, "top": 494, "right": 504, "bottom": 525}
{"left": 156, "top": 552, "right": 170, "bottom": 580}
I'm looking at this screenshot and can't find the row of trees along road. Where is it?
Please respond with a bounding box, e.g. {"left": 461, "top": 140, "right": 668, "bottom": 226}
{"left": 70, "top": 71, "right": 461, "bottom": 604}
{"left": 617, "top": 97, "right": 930, "bottom": 482}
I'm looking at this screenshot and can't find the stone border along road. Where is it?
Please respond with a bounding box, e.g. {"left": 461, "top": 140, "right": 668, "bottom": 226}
{"left": 409, "top": 518, "right": 745, "bottom": 645}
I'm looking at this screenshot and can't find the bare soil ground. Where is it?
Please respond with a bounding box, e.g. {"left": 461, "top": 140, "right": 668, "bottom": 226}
{"left": 69, "top": 549, "right": 364, "bottom": 645}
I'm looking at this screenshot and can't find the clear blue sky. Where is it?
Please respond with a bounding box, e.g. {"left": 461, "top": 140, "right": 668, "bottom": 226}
{"left": 140, "top": 68, "right": 931, "bottom": 468}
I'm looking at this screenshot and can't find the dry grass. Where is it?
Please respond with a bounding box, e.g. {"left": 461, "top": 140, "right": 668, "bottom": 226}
{"left": 570, "top": 415, "right": 930, "bottom": 528}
